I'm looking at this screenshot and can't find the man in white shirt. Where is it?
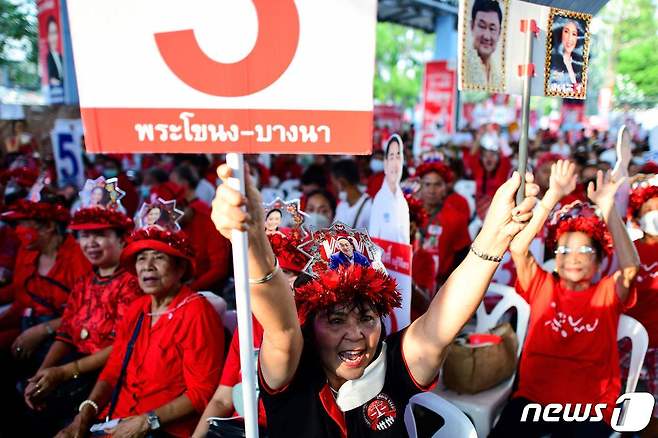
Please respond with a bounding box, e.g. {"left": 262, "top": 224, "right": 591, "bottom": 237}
{"left": 369, "top": 134, "right": 410, "bottom": 244}
{"left": 332, "top": 159, "right": 372, "bottom": 230}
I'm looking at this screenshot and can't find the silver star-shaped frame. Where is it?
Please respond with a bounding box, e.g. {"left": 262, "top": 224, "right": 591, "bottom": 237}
{"left": 262, "top": 197, "right": 309, "bottom": 239}
{"left": 297, "top": 222, "right": 385, "bottom": 278}
{"left": 80, "top": 177, "right": 126, "bottom": 210}
{"left": 135, "top": 197, "right": 184, "bottom": 231}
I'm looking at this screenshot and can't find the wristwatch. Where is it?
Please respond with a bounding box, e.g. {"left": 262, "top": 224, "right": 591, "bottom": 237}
{"left": 146, "top": 411, "right": 161, "bottom": 430}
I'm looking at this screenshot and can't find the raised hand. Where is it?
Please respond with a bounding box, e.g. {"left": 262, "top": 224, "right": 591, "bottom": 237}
{"left": 545, "top": 160, "right": 577, "bottom": 204}
{"left": 587, "top": 169, "right": 625, "bottom": 213}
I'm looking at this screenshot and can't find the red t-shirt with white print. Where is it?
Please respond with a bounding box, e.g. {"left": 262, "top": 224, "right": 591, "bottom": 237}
{"left": 514, "top": 269, "right": 636, "bottom": 423}
{"left": 626, "top": 240, "right": 658, "bottom": 348}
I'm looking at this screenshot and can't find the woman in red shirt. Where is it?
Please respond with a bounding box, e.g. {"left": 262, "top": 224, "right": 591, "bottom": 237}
{"left": 492, "top": 161, "right": 640, "bottom": 437}
{"left": 212, "top": 163, "right": 538, "bottom": 437}
{"left": 57, "top": 218, "right": 225, "bottom": 438}
{"left": 22, "top": 184, "right": 140, "bottom": 436}
{"left": 621, "top": 179, "right": 658, "bottom": 437}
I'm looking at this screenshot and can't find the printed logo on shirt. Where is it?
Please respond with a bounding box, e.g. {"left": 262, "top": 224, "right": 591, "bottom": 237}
{"left": 362, "top": 393, "right": 397, "bottom": 431}
{"left": 544, "top": 303, "right": 599, "bottom": 338}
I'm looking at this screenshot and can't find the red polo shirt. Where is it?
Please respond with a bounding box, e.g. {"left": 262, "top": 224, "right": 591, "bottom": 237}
{"left": 99, "top": 287, "right": 224, "bottom": 437}
{"left": 0, "top": 235, "right": 91, "bottom": 346}
{"left": 626, "top": 240, "right": 658, "bottom": 347}
{"left": 184, "top": 200, "right": 232, "bottom": 292}
{"left": 56, "top": 269, "right": 142, "bottom": 355}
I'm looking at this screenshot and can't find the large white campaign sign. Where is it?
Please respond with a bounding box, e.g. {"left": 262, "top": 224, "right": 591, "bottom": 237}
{"left": 66, "top": 0, "right": 376, "bottom": 153}
{"left": 51, "top": 119, "right": 85, "bottom": 188}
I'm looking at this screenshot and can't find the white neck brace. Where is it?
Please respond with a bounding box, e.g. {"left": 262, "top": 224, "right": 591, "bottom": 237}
{"left": 335, "top": 342, "right": 387, "bottom": 412}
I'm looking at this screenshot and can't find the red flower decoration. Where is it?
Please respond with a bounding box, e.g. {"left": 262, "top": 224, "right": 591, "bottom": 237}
{"left": 69, "top": 207, "right": 134, "bottom": 231}
{"left": 548, "top": 216, "right": 613, "bottom": 258}
{"left": 405, "top": 194, "right": 429, "bottom": 230}
{"left": 416, "top": 162, "right": 454, "bottom": 183}
{"left": 268, "top": 231, "right": 308, "bottom": 273}
{"left": 126, "top": 226, "right": 195, "bottom": 259}
{"left": 1, "top": 199, "right": 69, "bottom": 223}
{"left": 295, "top": 264, "right": 401, "bottom": 325}
{"left": 628, "top": 185, "right": 658, "bottom": 218}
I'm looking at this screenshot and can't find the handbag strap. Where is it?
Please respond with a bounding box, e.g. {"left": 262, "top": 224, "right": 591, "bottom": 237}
{"left": 106, "top": 312, "right": 144, "bottom": 421}
{"left": 351, "top": 195, "right": 370, "bottom": 229}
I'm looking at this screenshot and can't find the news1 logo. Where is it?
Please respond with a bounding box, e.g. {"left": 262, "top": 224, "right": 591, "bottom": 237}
{"left": 520, "top": 392, "right": 655, "bottom": 432}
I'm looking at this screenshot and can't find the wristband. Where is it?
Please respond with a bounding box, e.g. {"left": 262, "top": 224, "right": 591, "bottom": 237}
{"left": 470, "top": 245, "right": 503, "bottom": 263}
{"left": 249, "top": 257, "right": 280, "bottom": 284}
{"left": 79, "top": 399, "right": 99, "bottom": 415}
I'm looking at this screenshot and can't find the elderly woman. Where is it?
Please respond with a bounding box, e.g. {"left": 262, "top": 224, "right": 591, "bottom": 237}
{"left": 57, "top": 222, "right": 225, "bottom": 438}
{"left": 22, "top": 191, "right": 140, "bottom": 436}
{"left": 212, "top": 164, "right": 538, "bottom": 437}
{"left": 491, "top": 161, "right": 640, "bottom": 437}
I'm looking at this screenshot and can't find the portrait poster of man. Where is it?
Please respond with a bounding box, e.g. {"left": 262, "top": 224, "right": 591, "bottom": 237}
{"left": 459, "top": 0, "right": 509, "bottom": 93}
{"left": 544, "top": 8, "right": 591, "bottom": 99}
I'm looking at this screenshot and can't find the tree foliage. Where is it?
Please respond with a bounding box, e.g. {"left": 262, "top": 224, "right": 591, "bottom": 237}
{"left": 0, "top": 0, "right": 39, "bottom": 89}
{"left": 374, "top": 22, "right": 434, "bottom": 109}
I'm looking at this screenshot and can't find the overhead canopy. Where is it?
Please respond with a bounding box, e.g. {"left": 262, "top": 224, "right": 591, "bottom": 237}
{"left": 377, "top": 0, "right": 610, "bottom": 32}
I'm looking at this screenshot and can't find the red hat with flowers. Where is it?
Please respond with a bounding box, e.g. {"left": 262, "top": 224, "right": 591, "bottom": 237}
{"left": 628, "top": 176, "right": 658, "bottom": 219}
{"left": 296, "top": 222, "right": 401, "bottom": 324}
{"left": 546, "top": 201, "right": 613, "bottom": 258}
{"left": 1, "top": 174, "right": 69, "bottom": 223}
{"left": 121, "top": 198, "right": 195, "bottom": 280}
{"left": 69, "top": 177, "right": 133, "bottom": 231}
{"left": 416, "top": 161, "right": 454, "bottom": 184}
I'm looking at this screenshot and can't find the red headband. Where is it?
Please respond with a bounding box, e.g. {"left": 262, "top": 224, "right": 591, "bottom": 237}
{"left": 69, "top": 207, "right": 134, "bottom": 231}
{"left": 294, "top": 264, "right": 401, "bottom": 325}
{"left": 549, "top": 216, "right": 613, "bottom": 258}
{"left": 628, "top": 185, "right": 658, "bottom": 218}
{"left": 416, "top": 162, "right": 454, "bottom": 184}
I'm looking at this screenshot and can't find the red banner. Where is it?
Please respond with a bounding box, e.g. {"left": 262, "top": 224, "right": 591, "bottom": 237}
{"left": 419, "top": 61, "right": 456, "bottom": 151}
{"left": 371, "top": 238, "right": 412, "bottom": 277}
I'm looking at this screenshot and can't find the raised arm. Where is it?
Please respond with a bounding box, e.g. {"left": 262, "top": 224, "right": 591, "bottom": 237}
{"left": 403, "top": 171, "right": 539, "bottom": 386}
{"left": 587, "top": 170, "right": 640, "bottom": 302}
{"left": 510, "top": 160, "right": 577, "bottom": 290}
{"left": 211, "top": 164, "right": 303, "bottom": 391}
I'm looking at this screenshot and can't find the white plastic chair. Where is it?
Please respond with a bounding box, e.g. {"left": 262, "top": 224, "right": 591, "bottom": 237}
{"left": 453, "top": 179, "right": 476, "bottom": 219}
{"left": 404, "top": 392, "right": 477, "bottom": 438}
{"left": 434, "top": 283, "right": 530, "bottom": 437}
{"left": 199, "top": 291, "right": 227, "bottom": 318}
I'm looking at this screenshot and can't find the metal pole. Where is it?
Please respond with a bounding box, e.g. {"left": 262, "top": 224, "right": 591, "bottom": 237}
{"left": 226, "top": 152, "right": 258, "bottom": 438}
{"left": 516, "top": 22, "right": 534, "bottom": 205}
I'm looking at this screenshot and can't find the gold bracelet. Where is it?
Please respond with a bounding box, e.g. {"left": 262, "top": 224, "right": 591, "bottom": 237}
{"left": 249, "top": 258, "right": 280, "bottom": 284}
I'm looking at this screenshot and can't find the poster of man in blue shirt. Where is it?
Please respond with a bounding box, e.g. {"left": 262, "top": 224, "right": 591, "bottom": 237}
{"left": 329, "top": 236, "right": 371, "bottom": 270}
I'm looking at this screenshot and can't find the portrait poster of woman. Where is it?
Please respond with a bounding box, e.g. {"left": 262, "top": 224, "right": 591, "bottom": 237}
{"left": 544, "top": 9, "right": 592, "bottom": 99}
{"left": 459, "top": 0, "right": 510, "bottom": 93}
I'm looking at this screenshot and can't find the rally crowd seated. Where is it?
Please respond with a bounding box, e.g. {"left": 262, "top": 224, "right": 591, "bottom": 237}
{"left": 0, "top": 116, "right": 657, "bottom": 437}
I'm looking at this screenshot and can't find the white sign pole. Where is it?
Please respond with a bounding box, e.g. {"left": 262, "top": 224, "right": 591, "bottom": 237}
{"left": 226, "top": 152, "right": 258, "bottom": 438}
{"left": 516, "top": 21, "right": 535, "bottom": 205}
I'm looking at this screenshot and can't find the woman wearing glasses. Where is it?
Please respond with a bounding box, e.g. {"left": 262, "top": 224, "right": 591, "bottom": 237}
{"left": 491, "top": 160, "right": 640, "bottom": 437}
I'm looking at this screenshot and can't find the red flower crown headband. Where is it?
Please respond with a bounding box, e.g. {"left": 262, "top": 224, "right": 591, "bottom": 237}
{"left": 1, "top": 198, "right": 69, "bottom": 223}
{"left": 415, "top": 161, "right": 455, "bottom": 184}
{"left": 294, "top": 264, "right": 401, "bottom": 325}
{"left": 628, "top": 176, "right": 658, "bottom": 218}
{"left": 69, "top": 207, "right": 133, "bottom": 231}
{"left": 125, "top": 226, "right": 195, "bottom": 259}
{"left": 547, "top": 201, "right": 613, "bottom": 258}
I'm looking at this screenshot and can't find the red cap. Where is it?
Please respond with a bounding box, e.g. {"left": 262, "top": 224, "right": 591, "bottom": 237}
{"left": 1, "top": 199, "right": 69, "bottom": 223}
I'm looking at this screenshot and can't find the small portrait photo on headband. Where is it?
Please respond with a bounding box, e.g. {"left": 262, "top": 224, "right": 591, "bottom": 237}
{"left": 135, "top": 198, "right": 183, "bottom": 231}
{"left": 262, "top": 197, "right": 308, "bottom": 239}
{"left": 544, "top": 8, "right": 592, "bottom": 99}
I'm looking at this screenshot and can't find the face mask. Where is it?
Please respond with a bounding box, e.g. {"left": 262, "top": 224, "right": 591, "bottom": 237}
{"left": 338, "top": 191, "right": 348, "bottom": 202}
{"left": 370, "top": 159, "right": 384, "bottom": 173}
{"left": 105, "top": 169, "right": 119, "bottom": 178}
{"left": 16, "top": 225, "right": 40, "bottom": 247}
{"left": 640, "top": 210, "right": 658, "bottom": 236}
{"left": 305, "top": 212, "right": 331, "bottom": 229}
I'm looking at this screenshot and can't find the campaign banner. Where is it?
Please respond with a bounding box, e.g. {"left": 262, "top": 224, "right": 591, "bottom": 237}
{"left": 458, "top": 0, "right": 592, "bottom": 99}
{"left": 66, "top": 0, "right": 376, "bottom": 154}
{"left": 51, "top": 119, "right": 85, "bottom": 188}
{"left": 372, "top": 237, "right": 413, "bottom": 332}
{"left": 37, "top": 0, "right": 65, "bottom": 104}
{"left": 418, "top": 61, "right": 456, "bottom": 151}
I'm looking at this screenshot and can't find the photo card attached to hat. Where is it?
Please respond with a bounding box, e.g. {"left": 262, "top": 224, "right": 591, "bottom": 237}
{"left": 298, "top": 222, "right": 386, "bottom": 278}
{"left": 262, "top": 197, "right": 308, "bottom": 239}
{"left": 80, "top": 177, "right": 126, "bottom": 210}
{"left": 135, "top": 197, "right": 184, "bottom": 231}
